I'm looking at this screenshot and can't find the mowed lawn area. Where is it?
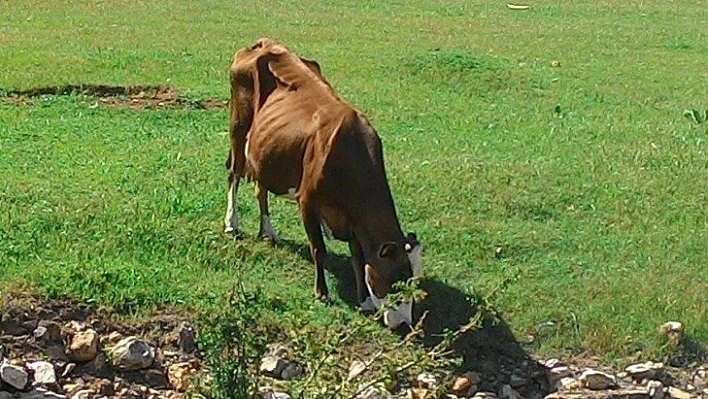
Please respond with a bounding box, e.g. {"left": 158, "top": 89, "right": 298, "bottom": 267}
{"left": 1, "top": 0, "right": 706, "bottom": 378}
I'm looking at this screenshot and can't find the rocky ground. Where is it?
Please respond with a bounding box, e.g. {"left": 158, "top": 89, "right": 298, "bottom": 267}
{"left": 0, "top": 294, "right": 200, "bottom": 399}
{"left": 1, "top": 294, "right": 706, "bottom": 399}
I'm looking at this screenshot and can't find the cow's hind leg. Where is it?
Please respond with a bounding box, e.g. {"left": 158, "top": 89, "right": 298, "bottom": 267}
{"left": 256, "top": 183, "right": 280, "bottom": 244}
{"left": 300, "top": 200, "right": 329, "bottom": 302}
{"left": 224, "top": 150, "right": 243, "bottom": 237}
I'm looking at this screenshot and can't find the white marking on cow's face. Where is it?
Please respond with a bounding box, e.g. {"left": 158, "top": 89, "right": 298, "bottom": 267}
{"left": 364, "top": 274, "right": 413, "bottom": 329}
{"left": 224, "top": 181, "right": 239, "bottom": 234}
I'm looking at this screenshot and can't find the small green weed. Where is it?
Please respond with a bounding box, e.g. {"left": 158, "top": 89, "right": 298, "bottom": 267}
{"left": 196, "top": 282, "right": 270, "bottom": 399}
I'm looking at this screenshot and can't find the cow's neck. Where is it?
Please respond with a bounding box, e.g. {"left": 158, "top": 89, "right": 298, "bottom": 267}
{"left": 352, "top": 196, "right": 404, "bottom": 259}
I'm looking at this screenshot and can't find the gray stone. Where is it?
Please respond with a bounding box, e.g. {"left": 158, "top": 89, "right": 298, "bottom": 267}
{"left": 178, "top": 322, "right": 198, "bottom": 353}
{"left": 1, "top": 361, "right": 29, "bottom": 390}
{"left": 259, "top": 355, "right": 301, "bottom": 381}
{"left": 260, "top": 355, "right": 287, "bottom": 377}
{"left": 500, "top": 384, "right": 523, "bottom": 399}
{"left": 579, "top": 369, "right": 616, "bottom": 390}
{"left": 33, "top": 322, "right": 62, "bottom": 344}
{"left": 280, "top": 361, "right": 302, "bottom": 380}
{"left": 509, "top": 371, "right": 529, "bottom": 388}
{"left": 646, "top": 380, "right": 663, "bottom": 399}
{"left": 109, "top": 336, "right": 155, "bottom": 371}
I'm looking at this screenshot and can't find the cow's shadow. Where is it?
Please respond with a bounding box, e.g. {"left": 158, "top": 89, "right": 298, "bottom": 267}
{"left": 278, "top": 239, "right": 549, "bottom": 396}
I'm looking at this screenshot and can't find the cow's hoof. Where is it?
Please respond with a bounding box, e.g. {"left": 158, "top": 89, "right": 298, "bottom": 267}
{"left": 359, "top": 297, "right": 377, "bottom": 313}
{"left": 224, "top": 227, "right": 244, "bottom": 239}
{"left": 315, "top": 293, "right": 331, "bottom": 304}
{"left": 260, "top": 234, "right": 281, "bottom": 246}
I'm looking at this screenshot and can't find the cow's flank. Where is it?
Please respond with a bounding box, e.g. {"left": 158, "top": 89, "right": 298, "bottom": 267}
{"left": 223, "top": 38, "right": 423, "bottom": 329}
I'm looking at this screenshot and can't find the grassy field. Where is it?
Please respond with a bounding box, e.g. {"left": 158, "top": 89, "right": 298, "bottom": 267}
{"left": 1, "top": 0, "right": 706, "bottom": 395}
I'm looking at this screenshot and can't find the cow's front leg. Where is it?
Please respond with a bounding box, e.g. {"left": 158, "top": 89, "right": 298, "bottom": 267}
{"left": 301, "top": 201, "right": 329, "bottom": 302}
{"left": 349, "top": 239, "right": 375, "bottom": 312}
{"left": 223, "top": 166, "right": 242, "bottom": 237}
{"left": 256, "top": 183, "right": 280, "bottom": 244}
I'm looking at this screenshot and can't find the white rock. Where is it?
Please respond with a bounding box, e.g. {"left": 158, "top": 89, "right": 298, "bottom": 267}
{"left": 547, "top": 366, "right": 572, "bottom": 387}
{"left": 544, "top": 358, "right": 564, "bottom": 369}
{"left": 259, "top": 355, "right": 285, "bottom": 376}
{"left": 660, "top": 321, "right": 684, "bottom": 341}
{"left": 693, "top": 367, "right": 708, "bottom": 389}
{"left": 28, "top": 361, "right": 57, "bottom": 385}
{"left": 69, "top": 391, "right": 92, "bottom": 399}
{"left": 348, "top": 359, "right": 367, "bottom": 381}
{"left": 625, "top": 361, "right": 664, "bottom": 380}
{"left": 667, "top": 386, "right": 692, "bottom": 399}
{"left": 20, "top": 387, "right": 67, "bottom": 398}
{"left": 1, "top": 361, "right": 29, "bottom": 390}
{"left": 262, "top": 393, "right": 291, "bottom": 399}
{"left": 416, "top": 373, "right": 437, "bottom": 389}
{"left": 579, "top": 368, "right": 616, "bottom": 390}
{"left": 355, "top": 383, "right": 390, "bottom": 399}
{"left": 555, "top": 376, "right": 581, "bottom": 391}
{"left": 109, "top": 336, "right": 155, "bottom": 371}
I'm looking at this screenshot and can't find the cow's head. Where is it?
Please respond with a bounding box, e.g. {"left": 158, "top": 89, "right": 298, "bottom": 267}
{"left": 364, "top": 233, "right": 423, "bottom": 329}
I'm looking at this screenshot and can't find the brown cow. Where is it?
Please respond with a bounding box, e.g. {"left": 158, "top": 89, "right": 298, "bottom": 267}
{"left": 223, "top": 38, "right": 423, "bottom": 328}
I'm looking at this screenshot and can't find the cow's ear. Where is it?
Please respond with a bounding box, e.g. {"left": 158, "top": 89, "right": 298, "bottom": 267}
{"left": 300, "top": 57, "right": 322, "bottom": 75}
{"left": 378, "top": 242, "right": 398, "bottom": 258}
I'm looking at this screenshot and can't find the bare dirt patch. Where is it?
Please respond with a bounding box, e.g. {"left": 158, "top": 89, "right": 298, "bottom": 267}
{"left": 0, "top": 84, "right": 227, "bottom": 110}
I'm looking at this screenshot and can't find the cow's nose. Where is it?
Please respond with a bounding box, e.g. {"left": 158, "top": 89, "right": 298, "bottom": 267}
{"left": 383, "top": 302, "right": 413, "bottom": 329}
{"left": 383, "top": 311, "right": 404, "bottom": 329}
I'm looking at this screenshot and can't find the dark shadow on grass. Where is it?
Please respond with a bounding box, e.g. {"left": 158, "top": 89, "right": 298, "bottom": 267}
{"left": 667, "top": 337, "right": 708, "bottom": 367}
{"left": 276, "top": 239, "right": 359, "bottom": 307}
{"left": 414, "top": 279, "right": 548, "bottom": 395}
{"left": 277, "top": 239, "right": 549, "bottom": 396}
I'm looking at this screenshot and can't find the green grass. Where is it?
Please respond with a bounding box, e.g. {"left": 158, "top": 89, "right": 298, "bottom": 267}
{"left": 1, "top": 0, "right": 706, "bottom": 385}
